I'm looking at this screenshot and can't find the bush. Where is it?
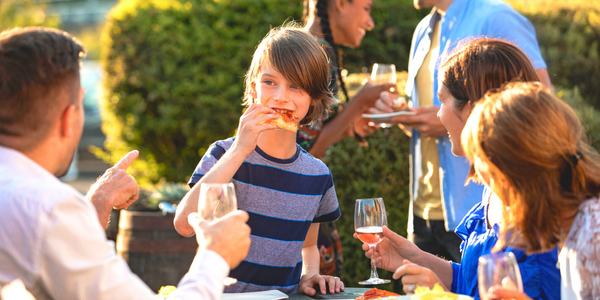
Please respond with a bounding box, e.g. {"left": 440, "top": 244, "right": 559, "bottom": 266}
{"left": 558, "top": 87, "right": 600, "bottom": 151}
{"left": 326, "top": 72, "right": 410, "bottom": 292}
{"left": 341, "top": 0, "right": 429, "bottom": 73}
{"left": 97, "top": 0, "right": 304, "bottom": 186}
{"left": 506, "top": 0, "right": 600, "bottom": 109}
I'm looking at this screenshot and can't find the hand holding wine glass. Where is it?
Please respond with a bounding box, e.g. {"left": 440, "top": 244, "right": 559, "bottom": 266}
{"left": 355, "top": 198, "right": 391, "bottom": 285}
{"left": 478, "top": 252, "right": 524, "bottom": 300}
{"left": 198, "top": 183, "right": 239, "bottom": 286}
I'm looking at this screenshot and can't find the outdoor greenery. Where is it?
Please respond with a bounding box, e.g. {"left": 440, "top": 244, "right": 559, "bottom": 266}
{"left": 97, "top": 0, "right": 600, "bottom": 292}
{"left": 506, "top": 0, "right": 600, "bottom": 108}
{"left": 0, "top": 0, "right": 60, "bottom": 31}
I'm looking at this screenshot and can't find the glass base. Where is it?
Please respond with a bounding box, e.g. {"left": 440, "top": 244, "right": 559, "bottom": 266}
{"left": 358, "top": 278, "right": 391, "bottom": 285}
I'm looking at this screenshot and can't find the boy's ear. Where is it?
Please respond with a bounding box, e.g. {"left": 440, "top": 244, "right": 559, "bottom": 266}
{"left": 250, "top": 81, "right": 258, "bottom": 99}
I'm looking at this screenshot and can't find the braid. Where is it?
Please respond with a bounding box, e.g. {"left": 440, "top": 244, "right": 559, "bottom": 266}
{"left": 316, "top": 0, "right": 350, "bottom": 101}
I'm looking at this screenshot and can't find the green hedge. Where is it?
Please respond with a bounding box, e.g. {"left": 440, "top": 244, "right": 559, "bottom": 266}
{"left": 97, "top": 0, "right": 305, "bottom": 186}
{"left": 506, "top": 0, "right": 600, "bottom": 109}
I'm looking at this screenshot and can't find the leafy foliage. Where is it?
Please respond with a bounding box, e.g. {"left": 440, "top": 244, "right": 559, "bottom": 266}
{"left": 0, "top": 0, "right": 60, "bottom": 31}
{"left": 506, "top": 0, "right": 600, "bottom": 108}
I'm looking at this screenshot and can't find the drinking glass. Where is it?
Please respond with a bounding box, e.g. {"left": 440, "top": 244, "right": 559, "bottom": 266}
{"left": 198, "top": 183, "right": 237, "bottom": 220}
{"left": 478, "top": 252, "right": 523, "bottom": 300}
{"left": 198, "top": 183, "right": 238, "bottom": 286}
{"left": 370, "top": 63, "right": 397, "bottom": 128}
{"left": 371, "top": 63, "right": 397, "bottom": 86}
{"left": 355, "top": 198, "right": 391, "bottom": 285}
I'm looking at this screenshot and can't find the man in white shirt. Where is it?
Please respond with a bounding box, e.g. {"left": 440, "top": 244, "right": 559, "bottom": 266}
{"left": 0, "top": 27, "right": 251, "bottom": 300}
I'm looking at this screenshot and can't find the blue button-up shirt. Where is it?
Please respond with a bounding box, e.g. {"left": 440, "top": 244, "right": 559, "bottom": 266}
{"left": 451, "top": 187, "right": 561, "bottom": 299}
{"left": 405, "top": 0, "right": 546, "bottom": 231}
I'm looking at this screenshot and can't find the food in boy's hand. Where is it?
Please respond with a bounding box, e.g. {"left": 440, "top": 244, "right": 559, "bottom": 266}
{"left": 266, "top": 109, "right": 299, "bottom": 132}
{"left": 392, "top": 96, "right": 408, "bottom": 112}
{"left": 355, "top": 288, "right": 400, "bottom": 300}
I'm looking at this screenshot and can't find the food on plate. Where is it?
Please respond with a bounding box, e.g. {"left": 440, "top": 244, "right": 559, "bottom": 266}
{"left": 157, "top": 285, "right": 176, "bottom": 299}
{"left": 265, "top": 109, "right": 298, "bottom": 132}
{"left": 412, "top": 284, "right": 473, "bottom": 300}
{"left": 392, "top": 96, "right": 408, "bottom": 112}
{"left": 355, "top": 288, "right": 400, "bottom": 300}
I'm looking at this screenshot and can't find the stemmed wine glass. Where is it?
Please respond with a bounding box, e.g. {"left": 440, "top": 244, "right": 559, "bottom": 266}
{"left": 198, "top": 183, "right": 238, "bottom": 286}
{"left": 478, "top": 252, "right": 523, "bottom": 300}
{"left": 370, "top": 63, "right": 397, "bottom": 128}
{"left": 354, "top": 198, "right": 391, "bottom": 285}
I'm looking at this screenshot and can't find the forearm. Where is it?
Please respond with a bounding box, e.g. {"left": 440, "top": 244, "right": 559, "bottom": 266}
{"left": 301, "top": 245, "right": 321, "bottom": 280}
{"left": 309, "top": 99, "right": 366, "bottom": 156}
{"left": 174, "top": 147, "right": 247, "bottom": 237}
{"left": 414, "top": 251, "right": 454, "bottom": 289}
{"left": 86, "top": 192, "right": 112, "bottom": 229}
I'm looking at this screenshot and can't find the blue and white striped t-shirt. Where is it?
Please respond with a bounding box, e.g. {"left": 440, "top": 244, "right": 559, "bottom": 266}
{"left": 188, "top": 138, "right": 341, "bottom": 294}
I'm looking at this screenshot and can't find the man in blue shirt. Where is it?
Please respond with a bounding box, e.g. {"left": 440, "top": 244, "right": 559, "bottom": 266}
{"left": 378, "top": 0, "right": 550, "bottom": 263}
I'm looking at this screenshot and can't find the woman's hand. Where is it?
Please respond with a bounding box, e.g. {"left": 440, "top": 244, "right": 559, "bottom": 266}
{"left": 298, "top": 274, "right": 344, "bottom": 296}
{"left": 485, "top": 285, "right": 533, "bottom": 300}
{"left": 231, "top": 103, "right": 278, "bottom": 156}
{"left": 354, "top": 226, "right": 421, "bottom": 272}
{"left": 352, "top": 115, "right": 376, "bottom": 138}
{"left": 393, "top": 260, "right": 447, "bottom": 294}
{"left": 353, "top": 80, "right": 397, "bottom": 109}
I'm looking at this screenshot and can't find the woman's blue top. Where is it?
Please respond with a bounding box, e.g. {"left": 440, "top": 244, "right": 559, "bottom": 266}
{"left": 450, "top": 188, "right": 561, "bottom": 299}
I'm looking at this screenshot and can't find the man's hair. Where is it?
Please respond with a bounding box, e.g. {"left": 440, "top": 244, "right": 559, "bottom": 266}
{"left": 243, "top": 24, "right": 334, "bottom": 125}
{"left": 440, "top": 38, "right": 539, "bottom": 110}
{"left": 0, "top": 27, "right": 85, "bottom": 150}
{"left": 462, "top": 82, "right": 600, "bottom": 254}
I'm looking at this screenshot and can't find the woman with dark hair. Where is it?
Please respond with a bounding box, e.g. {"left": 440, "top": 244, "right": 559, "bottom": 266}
{"left": 358, "top": 38, "right": 560, "bottom": 299}
{"left": 301, "top": 0, "right": 395, "bottom": 278}
{"left": 462, "top": 82, "right": 600, "bottom": 300}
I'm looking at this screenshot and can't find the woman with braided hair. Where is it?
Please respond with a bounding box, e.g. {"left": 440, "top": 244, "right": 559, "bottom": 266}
{"left": 301, "top": 0, "right": 395, "bottom": 279}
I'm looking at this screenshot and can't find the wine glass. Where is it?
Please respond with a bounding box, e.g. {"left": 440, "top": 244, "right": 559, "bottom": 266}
{"left": 370, "top": 64, "right": 397, "bottom": 128}
{"left": 355, "top": 198, "right": 391, "bottom": 285}
{"left": 478, "top": 252, "right": 523, "bottom": 300}
{"left": 198, "top": 183, "right": 238, "bottom": 286}
{"left": 198, "top": 183, "right": 237, "bottom": 220}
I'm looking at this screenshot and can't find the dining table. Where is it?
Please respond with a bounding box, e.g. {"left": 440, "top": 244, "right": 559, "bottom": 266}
{"left": 288, "top": 287, "right": 371, "bottom": 299}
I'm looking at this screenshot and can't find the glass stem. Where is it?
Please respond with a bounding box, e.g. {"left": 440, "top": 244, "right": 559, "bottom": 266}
{"left": 369, "top": 245, "right": 380, "bottom": 279}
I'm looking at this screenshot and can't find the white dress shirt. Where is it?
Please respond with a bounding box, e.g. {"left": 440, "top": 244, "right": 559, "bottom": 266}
{"left": 0, "top": 145, "right": 229, "bottom": 300}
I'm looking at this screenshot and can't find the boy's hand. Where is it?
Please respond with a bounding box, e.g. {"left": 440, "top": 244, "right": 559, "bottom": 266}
{"left": 233, "top": 103, "right": 278, "bottom": 156}
{"left": 298, "top": 274, "right": 344, "bottom": 296}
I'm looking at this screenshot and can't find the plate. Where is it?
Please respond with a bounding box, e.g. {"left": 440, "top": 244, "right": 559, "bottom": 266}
{"left": 362, "top": 110, "right": 416, "bottom": 122}
{"left": 222, "top": 290, "right": 288, "bottom": 300}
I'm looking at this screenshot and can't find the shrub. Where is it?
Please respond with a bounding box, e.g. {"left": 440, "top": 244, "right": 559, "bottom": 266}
{"left": 558, "top": 87, "right": 600, "bottom": 151}
{"left": 341, "top": 0, "right": 429, "bottom": 73}
{"left": 97, "top": 0, "right": 303, "bottom": 186}
{"left": 506, "top": 0, "right": 600, "bottom": 109}
{"left": 327, "top": 72, "right": 410, "bottom": 292}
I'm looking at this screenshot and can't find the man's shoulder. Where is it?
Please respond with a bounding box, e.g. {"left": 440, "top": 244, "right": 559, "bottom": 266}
{"left": 463, "top": 0, "right": 518, "bottom": 18}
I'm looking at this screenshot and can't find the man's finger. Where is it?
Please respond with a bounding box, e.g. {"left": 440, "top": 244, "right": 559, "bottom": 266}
{"left": 113, "top": 150, "right": 139, "bottom": 170}
{"left": 412, "top": 105, "right": 440, "bottom": 114}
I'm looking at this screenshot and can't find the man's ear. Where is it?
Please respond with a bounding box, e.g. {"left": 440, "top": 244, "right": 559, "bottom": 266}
{"left": 59, "top": 104, "right": 77, "bottom": 138}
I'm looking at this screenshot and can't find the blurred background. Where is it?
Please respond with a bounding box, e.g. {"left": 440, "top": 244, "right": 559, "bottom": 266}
{"left": 2, "top": 0, "right": 599, "bottom": 292}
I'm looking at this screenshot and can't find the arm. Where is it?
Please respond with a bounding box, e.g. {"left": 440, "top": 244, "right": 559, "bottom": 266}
{"left": 308, "top": 82, "right": 395, "bottom": 157}
{"left": 357, "top": 226, "right": 454, "bottom": 289}
{"left": 298, "top": 223, "right": 344, "bottom": 296}
{"left": 86, "top": 150, "right": 139, "bottom": 228}
{"left": 174, "top": 104, "right": 278, "bottom": 237}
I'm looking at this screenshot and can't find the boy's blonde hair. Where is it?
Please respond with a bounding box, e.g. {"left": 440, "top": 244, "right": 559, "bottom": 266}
{"left": 243, "top": 24, "right": 335, "bottom": 125}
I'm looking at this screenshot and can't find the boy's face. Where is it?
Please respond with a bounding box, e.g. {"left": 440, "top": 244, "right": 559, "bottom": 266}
{"left": 251, "top": 63, "right": 311, "bottom": 126}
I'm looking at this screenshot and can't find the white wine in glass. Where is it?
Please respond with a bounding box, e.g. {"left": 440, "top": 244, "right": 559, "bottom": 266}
{"left": 355, "top": 198, "right": 390, "bottom": 285}
{"left": 478, "top": 252, "right": 523, "bottom": 300}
